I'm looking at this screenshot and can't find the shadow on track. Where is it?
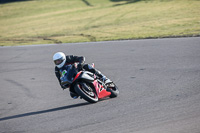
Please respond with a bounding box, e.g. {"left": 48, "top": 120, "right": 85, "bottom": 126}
{"left": 0, "top": 102, "right": 90, "bottom": 121}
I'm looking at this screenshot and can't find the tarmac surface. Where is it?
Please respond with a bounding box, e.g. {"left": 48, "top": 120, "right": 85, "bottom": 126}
{"left": 0, "top": 37, "right": 200, "bottom": 133}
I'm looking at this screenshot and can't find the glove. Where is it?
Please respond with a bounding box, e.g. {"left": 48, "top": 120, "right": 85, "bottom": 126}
{"left": 77, "top": 63, "right": 83, "bottom": 71}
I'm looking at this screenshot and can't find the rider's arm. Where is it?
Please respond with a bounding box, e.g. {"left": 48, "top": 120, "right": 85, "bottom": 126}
{"left": 66, "top": 55, "right": 85, "bottom": 64}
{"left": 55, "top": 67, "right": 62, "bottom": 87}
{"left": 68, "top": 55, "right": 85, "bottom": 71}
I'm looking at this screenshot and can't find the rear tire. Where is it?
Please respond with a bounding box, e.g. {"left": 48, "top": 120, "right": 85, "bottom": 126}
{"left": 74, "top": 82, "right": 98, "bottom": 103}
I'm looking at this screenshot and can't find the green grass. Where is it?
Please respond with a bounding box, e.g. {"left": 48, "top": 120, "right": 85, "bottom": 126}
{"left": 0, "top": 0, "right": 200, "bottom": 46}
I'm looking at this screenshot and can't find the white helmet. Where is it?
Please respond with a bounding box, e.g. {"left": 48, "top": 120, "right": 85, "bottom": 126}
{"left": 53, "top": 52, "right": 66, "bottom": 68}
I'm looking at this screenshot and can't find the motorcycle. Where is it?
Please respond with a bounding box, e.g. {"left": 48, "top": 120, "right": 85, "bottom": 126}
{"left": 59, "top": 63, "right": 119, "bottom": 103}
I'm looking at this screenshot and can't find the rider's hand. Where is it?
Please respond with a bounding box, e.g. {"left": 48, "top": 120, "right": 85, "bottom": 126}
{"left": 77, "top": 63, "right": 82, "bottom": 71}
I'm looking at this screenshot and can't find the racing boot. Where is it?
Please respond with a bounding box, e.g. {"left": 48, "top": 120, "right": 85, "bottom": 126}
{"left": 70, "top": 92, "right": 79, "bottom": 99}
{"left": 83, "top": 64, "right": 110, "bottom": 82}
{"left": 95, "top": 70, "right": 109, "bottom": 82}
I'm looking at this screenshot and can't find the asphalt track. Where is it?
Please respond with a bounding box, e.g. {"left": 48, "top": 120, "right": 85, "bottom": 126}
{"left": 0, "top": 37, "right": 200, "bottom": 133}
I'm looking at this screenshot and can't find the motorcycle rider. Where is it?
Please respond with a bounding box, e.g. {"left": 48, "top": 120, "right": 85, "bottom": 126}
{"left": 53, "top": 52, "right": 108, "bottom": 99}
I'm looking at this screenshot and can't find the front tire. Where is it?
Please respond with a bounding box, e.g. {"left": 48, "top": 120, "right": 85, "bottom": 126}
{"left": 106, "top": 83, "right": 119, "bottom": 98}
{"left": 74, "top": 82, "right": 98, "bottom": 103}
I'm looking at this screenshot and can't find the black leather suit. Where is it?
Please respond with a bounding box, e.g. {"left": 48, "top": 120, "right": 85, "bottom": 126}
{"left": 55, "top": 55, "right": 103, "bottom": 89}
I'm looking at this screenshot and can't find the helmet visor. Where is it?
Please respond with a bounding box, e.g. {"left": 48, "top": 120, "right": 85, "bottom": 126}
{"left": 54, "top": 58, "right": 64, "bottom": 65}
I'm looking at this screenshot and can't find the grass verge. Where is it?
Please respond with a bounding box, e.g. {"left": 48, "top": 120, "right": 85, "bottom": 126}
{"left": 0, "top": 0, "right": 200, "bottom": 46}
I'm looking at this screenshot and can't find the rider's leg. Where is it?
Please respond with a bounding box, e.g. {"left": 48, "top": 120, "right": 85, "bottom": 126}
{"left": 70, "top": 91, "right": 79, "bottom": 99}
{"left": 69, "top": 88, "right": 79, "bottom": 99}
{"left": 83, "top": 64, "right": 108, "bottom": 81}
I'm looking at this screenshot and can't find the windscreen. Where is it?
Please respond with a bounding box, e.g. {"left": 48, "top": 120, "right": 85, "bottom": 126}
{"left": 60, "top": 65, "right": 77, "bottom": 85}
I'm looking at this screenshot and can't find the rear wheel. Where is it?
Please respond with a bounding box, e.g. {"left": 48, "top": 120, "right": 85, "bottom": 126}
{"left": 74, "top": 82, "right": 98, "bottom": 103}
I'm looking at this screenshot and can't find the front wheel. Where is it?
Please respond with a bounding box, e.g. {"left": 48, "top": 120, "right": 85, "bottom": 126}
{"left": 74, "top": 82, "right": 98, "bottom": 103}
{"left": 106, "top": 83, "right": 119, "bottom": 98}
